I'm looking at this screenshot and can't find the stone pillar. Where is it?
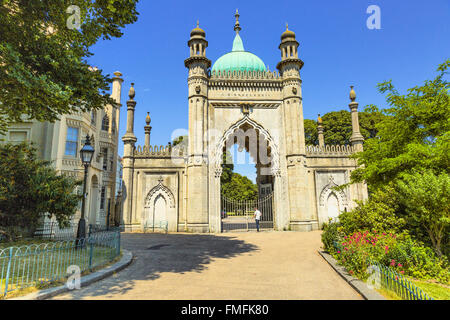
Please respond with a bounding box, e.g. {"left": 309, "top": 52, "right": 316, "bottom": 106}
{"left": 184, "top": 22, "right": 211, "bottom": 232}
{"left": 108, "top": 71, "right": 123, "bottom": 227}
{"left": 277, "top": 25, "right": 313, "bottom": 231}
{"left": 121, "top": 84, "right": 137, "bottom": 230}
{"left": 349, "top": 86, "right": 364, "bottom": 152}
{"left": 317, "top": 114, "right": 325, "bottom": 148}
{"left": 144, "top": 112, "right": 152, "bottom": 148}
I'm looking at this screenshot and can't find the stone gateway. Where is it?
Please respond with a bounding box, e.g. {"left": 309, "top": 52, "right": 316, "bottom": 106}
{"left": 121, "top": 12, "right": 368, "bottom": 233}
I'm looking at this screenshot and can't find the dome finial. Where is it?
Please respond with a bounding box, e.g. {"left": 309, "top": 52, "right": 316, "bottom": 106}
{"left": 286, "top": 22, "right": 289, "bottom": 30}
{"left": 196, "top": 20, "right": 199, "bottom": 28}
{"left": 234, "top": 9, "right": 241, "bottom": 33}
{"left": 128, "top": 83, "right": 135, "bottom": 100}
{"left": 145, "top": 112, "right": 151, "bottom": 125}
{"left": 350, "top": 85, "right": 356, "bottom": 102}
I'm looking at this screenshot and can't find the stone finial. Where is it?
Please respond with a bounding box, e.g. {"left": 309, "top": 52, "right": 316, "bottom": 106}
{"left": 128, "top": 83, "right": 135, "bottom": 100}
{"left": 234, "top": 9, "right": 241, "bottom": 33}
{"left": 349, "top": 85, "right": 356, "bottom": 102}
{"left": 113, "top": 71, "right": 123, "bottom": 77}
{"left": 317, "top": 113, "right": 323, "bottom": 124}
{"left": 197, "top": 20, "right": 199, "bottom": 28}
{"left": 145, "top": 112, "right": 151, "bottom": 125}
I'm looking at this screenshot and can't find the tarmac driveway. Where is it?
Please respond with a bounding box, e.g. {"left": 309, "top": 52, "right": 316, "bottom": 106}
{"left": 51, "top": 230, "right": 362, "bottom": 300}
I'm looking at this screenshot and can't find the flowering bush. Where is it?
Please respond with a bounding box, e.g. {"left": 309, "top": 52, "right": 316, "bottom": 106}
{"left": 333, "top": 231, "right": 449, "bottom": 283}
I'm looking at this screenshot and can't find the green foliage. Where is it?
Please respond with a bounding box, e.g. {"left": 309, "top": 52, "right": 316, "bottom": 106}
{"left": 304, "top": 119, "right": 318, "bottom": 145}
{"left": 338, "top": 184, "right": 406, "bottom": 236}
{"left": 172, "top": 135, "right": 187, "bottom": 146}
{"left": 350, "top": 60, "right": 450, "bottom": 189}
{"left": 396, "top": 170, "right": 450, "bottom": 257}
{"left": 221, "top": 173, "right": 258, "bottom": 201}
{"left": 0, "top": 0, "right": 139, "bottom": 134}
{"left": 321, "top": 220, "right": 343, "bottom": 253}
{"left": 221, "top": 151, "right": 234, "bottom": 185}
{"left": 0, "top": 143, "right": 81, "bottom": 241}
{"left": 304, "top": 110, "right": 386, "bottom": 145}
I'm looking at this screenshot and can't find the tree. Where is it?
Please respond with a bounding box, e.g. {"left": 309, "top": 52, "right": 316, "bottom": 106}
{"left": 304, "top": 110, "right": 386, "bottom": 146}
{"left": 0, "top": 0, "right": 139, "bottom": 134}
{"left": 221, "top": 173, "right": 258, "bottom": 201}
{"left": 396, "top": 170, "right": 449, "bottom": 257}
{"left": 0, "top": 143, "right": 81, "bottom": 241}
{"left": 172, "top": 135, "right": 187, "bottom": 146}
{"left": 221, "top": 151, "right": 234, "bottom": 185}
{"left": 350, "top": 60, "right": 450, "bottom": 189}
{"left": 304, "top": 119, "right": 318, "bottom": 145}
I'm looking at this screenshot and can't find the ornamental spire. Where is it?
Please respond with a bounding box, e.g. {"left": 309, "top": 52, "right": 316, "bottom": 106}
{"left": 234, "top": 9, "right": 241, "bottom": 33}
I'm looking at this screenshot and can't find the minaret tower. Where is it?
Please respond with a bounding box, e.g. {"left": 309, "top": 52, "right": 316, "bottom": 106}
{"left": 184, "top": 21, "right": 211, "bottom": 232}
{"left": 276, "top": 24, "right": 311, "bottom": 230}
{"left": 121, "top": 84, "right": 137, "bottom": 229}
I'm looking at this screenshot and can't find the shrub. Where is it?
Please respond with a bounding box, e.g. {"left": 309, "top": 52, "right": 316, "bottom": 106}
{"left": 321, "top": 220, "right": 343, "bottom": 253}
{"left": 338, "top": 184, "right": 406, "bottom": 236}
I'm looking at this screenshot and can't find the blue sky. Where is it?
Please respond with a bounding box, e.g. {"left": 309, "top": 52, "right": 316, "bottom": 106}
{"left": 87, "top": 0, "right": 450, "bottom": 182}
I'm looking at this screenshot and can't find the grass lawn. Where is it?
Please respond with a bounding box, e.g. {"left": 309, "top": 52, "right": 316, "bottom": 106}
{"left": 410, "top": 279, "right": 450, "bottom": 300}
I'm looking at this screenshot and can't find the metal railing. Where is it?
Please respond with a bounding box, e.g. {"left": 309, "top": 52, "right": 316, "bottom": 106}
{"left": 31, "top": 222, "right": 119, "bottom": 241}
{"left": 368, "top": 260, "right": 434, "bottom": 300}
{"left": 0, "top": 230, "right": 121, "bottom": 298}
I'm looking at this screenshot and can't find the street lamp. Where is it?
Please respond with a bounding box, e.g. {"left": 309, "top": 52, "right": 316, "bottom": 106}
{"left": 76, "top": 134, "right": 95, "bottom": 246}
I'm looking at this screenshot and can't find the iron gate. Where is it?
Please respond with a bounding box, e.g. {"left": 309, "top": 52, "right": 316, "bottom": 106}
{"left": 221, "top": 193, "right": 273, "bottom": 232}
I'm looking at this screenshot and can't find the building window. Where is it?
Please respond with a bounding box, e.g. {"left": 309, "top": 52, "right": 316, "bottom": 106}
{"left": 102, "top": 147, "right": 108, "bottom": 170}
{"left": 91, "top": 110, "right": 97, "bottom": 126}
{"left": 9, "top": 131, "right": 27, "bottom": 143}
{"left": 101, "top": 115, "right": 109, "bottom": 131}
{"left": 65, "top": 127, "right": 78, "bottom": 157}
{"left": 100, "top": 186, "right": 106, "bottom": 210}
{"left": 111, "top": 116, "right": 116, "bottom": 134}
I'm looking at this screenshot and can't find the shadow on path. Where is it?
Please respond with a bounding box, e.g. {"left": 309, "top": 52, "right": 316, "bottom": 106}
{"left": 57, "top": 233, "right": 259, "bottom": 299}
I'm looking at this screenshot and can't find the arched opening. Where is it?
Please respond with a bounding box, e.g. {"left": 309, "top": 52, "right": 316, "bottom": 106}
{"left": 216, "top": 118, "right": 278, "bottom": 232}
{"left": 143, "top": 179, "right": 175, "bottom": 232}
{"left": 326, "top": 192, "right": 340, "bottom": 221}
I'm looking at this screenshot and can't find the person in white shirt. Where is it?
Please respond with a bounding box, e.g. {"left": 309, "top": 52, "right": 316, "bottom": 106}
{"left": 254, "top": 207, "right": 262, "bottom": 232}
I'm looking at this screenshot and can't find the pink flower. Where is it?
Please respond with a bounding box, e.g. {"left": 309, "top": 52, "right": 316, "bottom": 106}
{"left": 400, "top": 271, "right": 404, "bottom": 274}
{"left": 337, "top": 251, "right": 340, "bottom": 254}
{"left": 398, "top": 263, "right": 402, "bottom": 267}
{"left": 390, "top": 259, "right": 396, "bottom": 266}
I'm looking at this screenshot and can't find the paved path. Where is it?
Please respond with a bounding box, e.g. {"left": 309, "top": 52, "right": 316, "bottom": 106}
{"left": 51, "top": 231, "right": 362, "bottom": 300}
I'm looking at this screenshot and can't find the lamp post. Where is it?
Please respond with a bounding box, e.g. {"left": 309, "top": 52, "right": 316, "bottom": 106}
{"left": 76, "top": 135, "right": 95, "bottom": 246}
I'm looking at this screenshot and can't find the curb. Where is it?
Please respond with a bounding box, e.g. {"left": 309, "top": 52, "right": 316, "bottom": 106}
{"left": 9, "top": 249, "right": 133, "bottom": 300}
{"left": 318, "top": 250, "right": 386, "bottom": 300}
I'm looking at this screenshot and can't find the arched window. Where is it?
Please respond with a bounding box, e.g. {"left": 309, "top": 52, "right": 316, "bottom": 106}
{"left": 101, "top": 115, "right": 109, "bottom": 131}
{"left": 91, "top": 110, "right": 97, "bottom": 126}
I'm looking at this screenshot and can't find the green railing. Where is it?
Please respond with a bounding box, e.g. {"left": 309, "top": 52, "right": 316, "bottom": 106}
{"left": 368, "top": 260, "right": 433, "bottom": 300}
{"left": 332, "top": 240, "right": 433, "bottom": 300}
{"left": 0, "top": 230, "right": 121, "bottom": 298}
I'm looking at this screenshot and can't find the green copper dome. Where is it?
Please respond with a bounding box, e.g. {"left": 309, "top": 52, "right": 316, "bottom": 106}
{"left": 212, "top": 34, "right": 266, "bottom": 73}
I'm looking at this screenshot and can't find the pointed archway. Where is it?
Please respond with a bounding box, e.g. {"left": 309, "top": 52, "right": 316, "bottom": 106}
{"left": 209, "top": 116, "right": 284, "bottom": 233}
